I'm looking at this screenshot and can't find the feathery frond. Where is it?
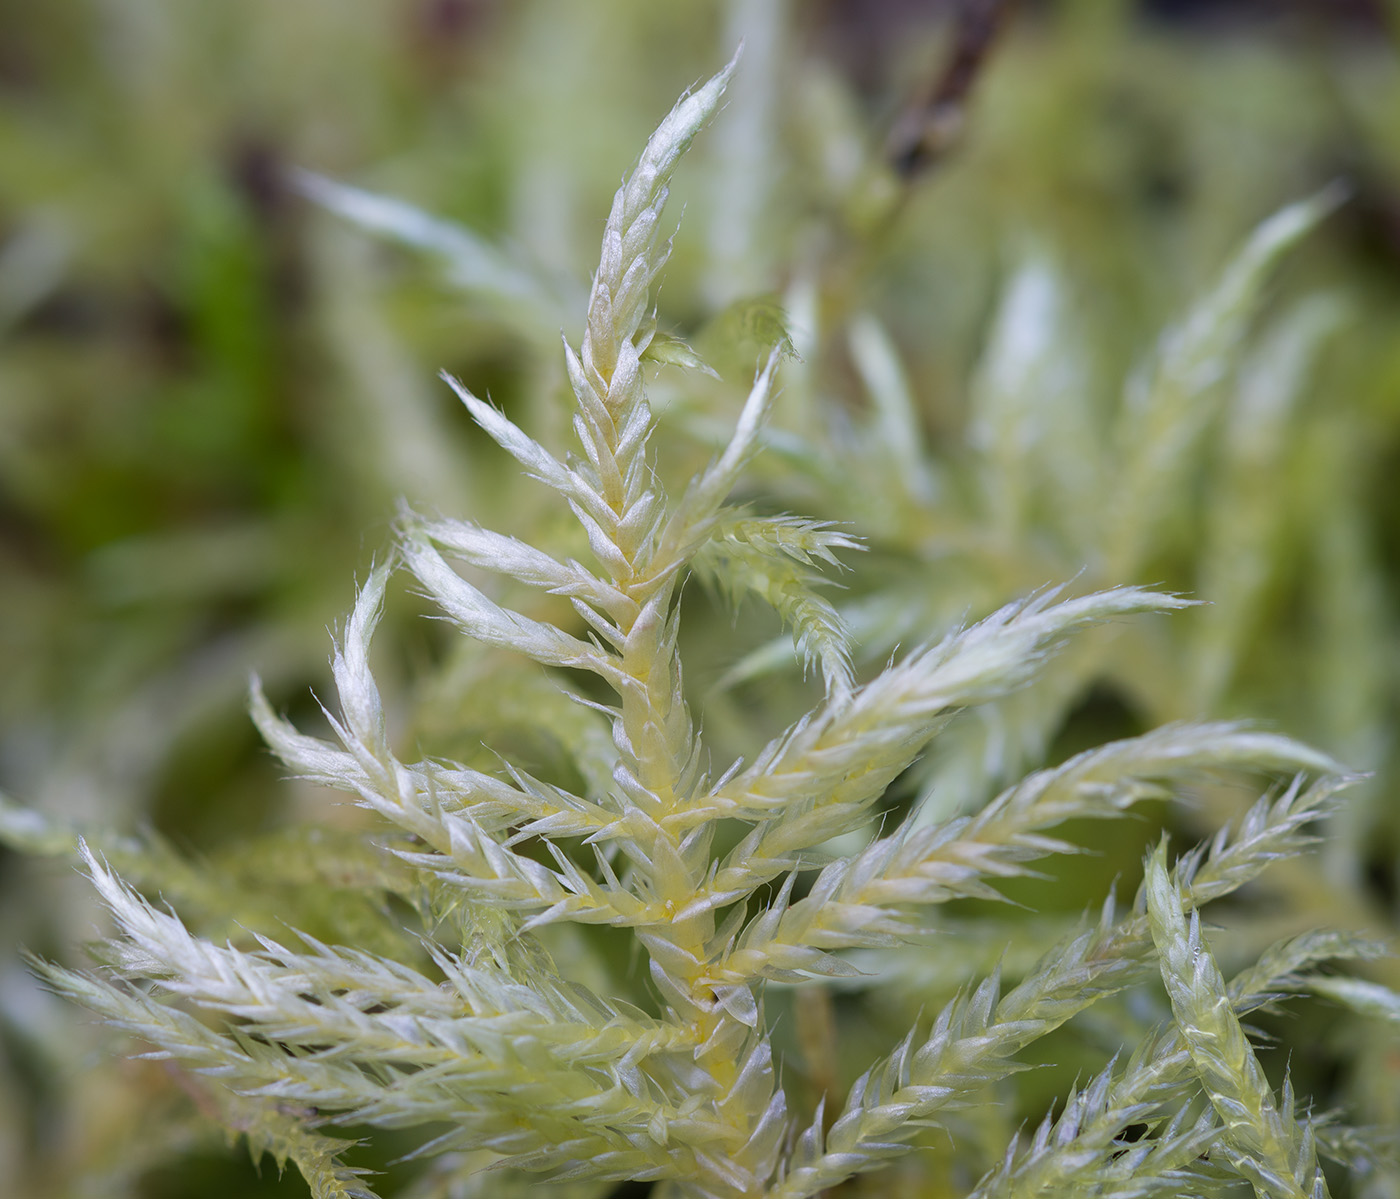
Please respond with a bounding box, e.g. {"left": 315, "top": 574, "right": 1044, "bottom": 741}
{"left": 25, "top": 51, "right": 1386, "bottom": 1199}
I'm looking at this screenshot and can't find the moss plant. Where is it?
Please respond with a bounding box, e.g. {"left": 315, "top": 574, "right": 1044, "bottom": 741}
{"left": 27, "top": 55, "right": 1400, "bottom": 1199}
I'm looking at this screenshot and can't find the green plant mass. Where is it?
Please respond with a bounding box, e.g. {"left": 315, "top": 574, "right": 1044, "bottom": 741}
{"left": 19, "top": 53, "right": 1397, "bottom": 1199}
{"left": 5, "top": 7, "right": 1400, "bottom": 1199}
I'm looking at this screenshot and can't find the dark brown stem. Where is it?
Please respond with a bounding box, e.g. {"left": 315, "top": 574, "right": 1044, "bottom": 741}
{"left": 886, "top": 0, "right": 1014, "bottom": 179}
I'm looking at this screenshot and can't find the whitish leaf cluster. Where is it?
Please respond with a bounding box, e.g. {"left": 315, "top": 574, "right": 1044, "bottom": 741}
{"left": 35, "top": 57, "right": 1394, "bottom": 1199}
{"left": 722, "top": 175, "right": 1370, "bottom": 834}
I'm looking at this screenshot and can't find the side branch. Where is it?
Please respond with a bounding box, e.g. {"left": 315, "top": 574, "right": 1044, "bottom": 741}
{"left": 697, "top": 724, "right": 1336, "bottom": 983}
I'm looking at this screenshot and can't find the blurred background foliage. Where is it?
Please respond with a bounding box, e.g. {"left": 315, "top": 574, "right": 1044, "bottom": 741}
{"left": 2, "top": 0, "right": 1399, "bottom": 1195}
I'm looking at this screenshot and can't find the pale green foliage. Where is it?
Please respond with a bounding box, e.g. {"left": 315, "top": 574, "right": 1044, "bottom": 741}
{"left": 220, "top": 1092, "right": 378, "bottom": 1199}
{"left": 747, "top": 186, "right": 1353, "bottom": 805}
{"left": 30, "top": 56, "right": 1394, "bottom": 1199}
{"left": 290, "top": 169, "right": 572, "bottom": 342}
{"left": 1146, "top": 843, "right": 1328, "bottom": 1199}
{"left": 691, "top": 511, "right": 858, "bottom": 695}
